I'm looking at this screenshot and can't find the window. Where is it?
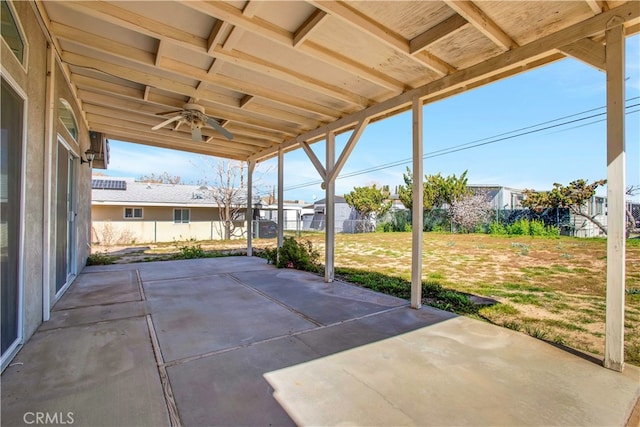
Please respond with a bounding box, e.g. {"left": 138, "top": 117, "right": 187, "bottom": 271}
{"left": 1, "top": 1, "right": 25, "bottom": 64}
{"left": 58, "top": 99, "right": 78, "bottom": 141}
{"left": 174, "top": 208, "right": 190, "bottom": 224}
{"left": 595, "top": 198, "right": 605, "bottom": 215}
{"left": 124, "top": 207, "right": 142, "bottom": 219}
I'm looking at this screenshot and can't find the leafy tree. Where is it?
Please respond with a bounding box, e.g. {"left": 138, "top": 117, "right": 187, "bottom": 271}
{"left": 398, "top": 169, "right": 414, "bottom": 210}
{"left": 450, "top": 191, "right": 492, "bottom": 233}
{"left": 398, "top": 168, "right": 471, "bottom": 210}
{"left": 138, "top": 172, "right": 182, "bottom": 184}
{"left": 345, "top": 184, "right": 392, "bottom": 230}
{"left": 522, "top": 179, "right": 608, "bottom": 235}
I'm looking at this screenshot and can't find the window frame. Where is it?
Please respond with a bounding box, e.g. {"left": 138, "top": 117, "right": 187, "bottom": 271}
{"left": 58, "top": 99, "right": 79, "bottom": 142}
{"left": 0, "top": 0, "right": 28, "bottom": 70}
{"left": 174, "top": 208, "right": 190, "bottom": 224}
{"left": 124, "top": 207, "right": 143, "bottom": 219}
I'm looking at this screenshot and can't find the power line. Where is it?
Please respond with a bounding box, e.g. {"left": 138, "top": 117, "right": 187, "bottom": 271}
{"left": 256, "top": 99, "right": 640, "bottom": 195}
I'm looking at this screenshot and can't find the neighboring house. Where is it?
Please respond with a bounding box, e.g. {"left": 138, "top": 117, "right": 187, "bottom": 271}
{"left": 468, "top": 185, "right": 526, "bottom": 210}
{"left": 568, "top": 195, "right": 608, "bottom": 237}
{"left": 92, "top": 178, "right": 247, "bottom": 243}
{"left": 254, "top": 200, "right": 314, "bottom": 234}
{"left": 304, "top": 196, "right": 360, "bottom": 233}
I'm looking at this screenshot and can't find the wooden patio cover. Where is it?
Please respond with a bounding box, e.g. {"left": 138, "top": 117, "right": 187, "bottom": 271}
{"left": 34, "top": 1, "right": 640, "bottom": 372}
{"left": 36, "top": 1, "right": 638, "bottom": 161}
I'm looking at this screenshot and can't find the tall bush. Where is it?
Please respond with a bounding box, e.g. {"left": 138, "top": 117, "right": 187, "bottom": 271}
{"left": 264, "top": 237, "right": 320, "bottom": 272}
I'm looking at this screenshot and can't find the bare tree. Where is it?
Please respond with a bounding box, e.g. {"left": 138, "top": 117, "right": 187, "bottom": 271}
{"left": 138, "top": 172, "right": 182, "bottom": 184}
{"left": 204, "top": 161, "right": 247, "bottom": 240}
{"left": 192, "top": 157, "right": 271, "bottom": 240}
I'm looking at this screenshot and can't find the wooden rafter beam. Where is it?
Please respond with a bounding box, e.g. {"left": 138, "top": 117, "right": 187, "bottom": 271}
{"left": 293, "top": 9, "right": 327, "bottom": 47}
{"left": 73, "top": 71, "right": 308, "bottom": 137}
{"left": 50, "top": 21, "right": 155, "bottom": 66}
{"left": 585, "top": 0, "right": 609, "bottom": 14}
{"left": 207, "top": 20, "right": 230, "bottom": 54}
{"left": 410, "top": 14, "right": 468, "bottom": 54}
{"left": 182, "top": 1, "right": 408, "bottom": 92}
{"left": 63, "top": 1, "right": 207, "bottom": 50}
{"left": 55, "top": 23, "right": 352, "bottom": 119}
{"left": 162, "top": 59, "right": 340, "bottom": 119}
{"left": 443, "top": 0, "right": 517, "bottom": 50}
{"left": 309, "top": 0, "right": 455, "bottom": 75}
{"left": 194, "top": 47, "right": 371, "bottom": 107}
{"left": 558, "top": 38, "right": 606, "bottom": 71}
{"left": 60, "top": 3, "right": 364, "bottom": 108}
{"left": 240, "top": 95, "right": 255, "bottom": 108}
{"left": 155, "top": 39, "right": 165, "bottom": 67}
{"left": 250, "top": 1, "right": 639, "bottom": 162}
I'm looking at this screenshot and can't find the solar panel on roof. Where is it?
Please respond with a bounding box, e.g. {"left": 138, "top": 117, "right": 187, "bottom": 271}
{"left": 91, "top": 179, "right": 127, "bottom": 190}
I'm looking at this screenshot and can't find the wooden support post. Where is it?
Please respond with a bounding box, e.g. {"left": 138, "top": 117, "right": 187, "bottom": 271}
{"left": 411, "top": 97, "right": 424, "bottom": 309}
{"left": 325, "top": 132, "right": 336, "bottom": 283}
{"left": 246, "top": 160, "right": 255, "bottom": 256}
{"left": 604, "top": 20, "right": 626, "bottom": 372}
{"left": 277, "top": 149, "right": 284, "bottom": 249}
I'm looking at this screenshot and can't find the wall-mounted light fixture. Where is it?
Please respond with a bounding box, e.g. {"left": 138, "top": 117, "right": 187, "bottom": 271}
{"left": 80, "top": 148, "right": 96, "bottom": 166}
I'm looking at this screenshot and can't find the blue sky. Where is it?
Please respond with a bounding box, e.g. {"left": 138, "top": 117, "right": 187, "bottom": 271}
{"left": 104, "top": 35, "right": 639, "bottom": 203}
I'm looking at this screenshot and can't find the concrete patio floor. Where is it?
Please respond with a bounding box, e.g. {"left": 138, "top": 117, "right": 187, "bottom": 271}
{"left": 1, "top": 256, "right": 639, "bottom": 426}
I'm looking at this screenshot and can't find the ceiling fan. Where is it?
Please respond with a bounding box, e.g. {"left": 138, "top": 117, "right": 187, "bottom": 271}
{"left": 151, "top": 103, "right": 233, "bottom": 141}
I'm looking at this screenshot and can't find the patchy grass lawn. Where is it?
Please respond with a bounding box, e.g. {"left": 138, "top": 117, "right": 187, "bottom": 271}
{"left": 92, "top": 232, "right": 640, "bottom": 366}
{"left": 299, "top": 232, "right": 640, "bottom": 366}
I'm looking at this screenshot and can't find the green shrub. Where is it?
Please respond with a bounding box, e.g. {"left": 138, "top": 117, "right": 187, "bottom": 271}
{"left": 267, "top": 237, "right": 320, "bottom": 272}
{"left": 431, "top": 225, "right": 444, "bottom": 233}
{"left": 376, "top": 222, "right": 393, "bottom": 232}
{"left": 377, "top": 211, "right": 412, "bottom": 232}
{"left": 529, "top": 219, "right": 547, "bottom": 236}
{"left": 263, "top": 246, "right": 278, "bottom": 265}
{"left": 487, "top": 221, "right": 507, "bottom": 235}
{"left": 86, "top": 252, "right": 116, "bottom": 266}
{"left": 507, "top": 218, "right": 530, "bottom": 236}
{"left": 175, "top": 243, "right": 206, "bottom": 259}
{"left": 544, "top": 225, "right": 560, "bottom": 236}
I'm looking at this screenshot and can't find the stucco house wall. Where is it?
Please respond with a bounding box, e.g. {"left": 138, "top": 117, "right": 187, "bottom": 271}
{"left": 1, "top": 1, "right": 92, "bottom": 370}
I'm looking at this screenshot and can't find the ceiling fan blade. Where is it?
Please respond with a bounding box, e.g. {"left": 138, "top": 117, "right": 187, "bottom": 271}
{"left": 191, "top": 126, "right": 202, "bottom": 142}
{"left": 156, "top": 109, "right": 183, "bottom": 116}
{"left": 174, "top": 119, "right": 185, "bottom": 132}
{"left": 205, "top": 117, "right": 234, "bottom": 140}
{"left": 152, "top": 115, "right": 182, "bottom": 130}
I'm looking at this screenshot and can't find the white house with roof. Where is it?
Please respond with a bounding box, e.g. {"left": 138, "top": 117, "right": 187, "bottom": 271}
{"left": 92, "top": 177, "right": 248, "bottom": 243}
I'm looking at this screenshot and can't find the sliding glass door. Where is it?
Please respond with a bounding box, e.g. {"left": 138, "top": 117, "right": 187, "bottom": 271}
{"left": 1, "top": 77, "right": 24, "bottom": 360}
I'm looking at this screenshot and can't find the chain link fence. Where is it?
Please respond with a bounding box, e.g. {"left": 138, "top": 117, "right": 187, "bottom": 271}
{"left": 376, "top": 208, "right": 586, "bottom": 236}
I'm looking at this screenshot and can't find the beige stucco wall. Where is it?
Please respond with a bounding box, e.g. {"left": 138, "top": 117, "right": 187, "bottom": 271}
{"left": 92, "top": 205, "right": 222, "bottom": 222}
{"left": 92, "top": 220, "right": 247, "bottom": 244}
{"left": 1, "top": 1, "right": 92, "bottom": 353}
{"left": 91, "top": 205, "right": 249, "bottom": 243}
